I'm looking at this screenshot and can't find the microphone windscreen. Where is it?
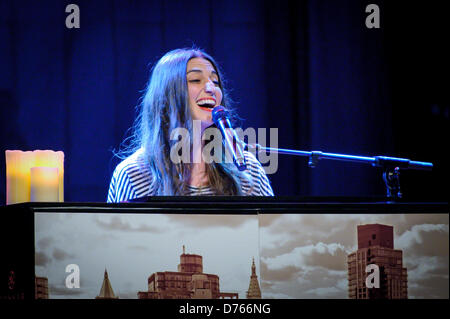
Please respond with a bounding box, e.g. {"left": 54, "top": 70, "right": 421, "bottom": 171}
{"left": 212, "top": 106, "right": 228, "bottom": 125}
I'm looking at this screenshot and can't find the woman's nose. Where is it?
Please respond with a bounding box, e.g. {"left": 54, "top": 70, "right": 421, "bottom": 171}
{"left": 204, "top": 81, "right": 215, "bottom": 93}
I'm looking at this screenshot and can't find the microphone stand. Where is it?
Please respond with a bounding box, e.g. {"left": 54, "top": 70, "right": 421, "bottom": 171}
{"left": 243, "top": 143, "right": 433, "bottom": 200}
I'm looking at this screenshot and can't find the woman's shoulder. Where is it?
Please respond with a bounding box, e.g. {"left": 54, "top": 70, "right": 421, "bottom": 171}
{"left": 243, "top": 150, "right": 264, "bottom": 171}
{"left": 242, "top": 150, "right": 274, "bottom": 196}
{"left": 113, "top": 148, "right": 149, "bottom": 176}
{"left": 242, "top": 150, "right": 269, "bottom": 180}
{"left": 108, "top": 148, "right": 153, "bottom": 202}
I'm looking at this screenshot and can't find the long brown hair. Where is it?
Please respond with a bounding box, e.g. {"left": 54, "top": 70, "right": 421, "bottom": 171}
{"left": 121, "top": 48, "right": 251, "bottom": 195}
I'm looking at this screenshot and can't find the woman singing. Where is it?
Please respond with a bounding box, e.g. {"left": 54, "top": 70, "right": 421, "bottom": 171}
{"left": 107, "top": 48, "right": 273, "bottom": 202}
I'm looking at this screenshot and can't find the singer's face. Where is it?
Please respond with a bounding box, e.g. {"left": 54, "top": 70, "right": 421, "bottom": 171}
{"left": 186, "top": 57, "right": 222, "bottom": 124}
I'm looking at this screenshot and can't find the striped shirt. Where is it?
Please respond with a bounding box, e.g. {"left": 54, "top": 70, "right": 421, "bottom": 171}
{"left": 107, "top": 148, "right": 274, "bottom": 202}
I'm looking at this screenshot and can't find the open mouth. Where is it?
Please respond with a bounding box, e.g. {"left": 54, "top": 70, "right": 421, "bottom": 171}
{"left": 197, "top": 98, "right": 216, "bottom": 111}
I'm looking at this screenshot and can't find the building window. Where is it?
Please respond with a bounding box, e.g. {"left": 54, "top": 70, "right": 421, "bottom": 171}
{"left": 372, "top": 234, "right": 376, "bottom": 240}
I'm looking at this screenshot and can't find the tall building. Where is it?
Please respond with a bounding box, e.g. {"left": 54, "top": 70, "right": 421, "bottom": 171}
{"left": 348, "top": 224, "right": 408, "bottom": 299}
{"left": 35, "top": 275, "right": 49, "bottom": 299}
{"left": 246, "top": 258, "right": 261, "bottom": 299}
{"left": 95, "top": 269, "right": 119, "bottom": 299}
{"left": 138, "top": 246, "right": 238, "bottom": 299}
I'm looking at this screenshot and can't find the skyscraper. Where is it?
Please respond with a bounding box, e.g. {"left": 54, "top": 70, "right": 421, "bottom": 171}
{"left": 246, "top": 257, "right": 261, "bottom": 299}
{"left": 348, "top": 224, "right": 408, "bottom": 299}
{"left": 35, "top": 275, "right": 49, "bottom": 299}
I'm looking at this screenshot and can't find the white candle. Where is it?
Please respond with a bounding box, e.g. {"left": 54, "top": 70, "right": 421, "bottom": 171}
{"left": 30, "top": 167, "right": 59, "bottom": 202}
{"left": 34, "top": 150, "right": 64, "bottom": 201}
{"left": 5, "top": 150, "right": 64, "bottom": 204}
{"left": 5, "top": 150, "right": 34, "bottom": 205}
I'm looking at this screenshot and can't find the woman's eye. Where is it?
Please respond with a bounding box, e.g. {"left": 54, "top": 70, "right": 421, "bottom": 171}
{"left": 189, "top": 79, "right": 201, "bottom": 83}
{"left": 213, "top": 80, "right": 220, "bottom": 86}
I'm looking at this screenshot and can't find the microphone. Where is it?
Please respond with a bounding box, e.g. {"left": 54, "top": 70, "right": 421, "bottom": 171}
{"left": 212, "top": 106, "right": 247, "bottom": 171}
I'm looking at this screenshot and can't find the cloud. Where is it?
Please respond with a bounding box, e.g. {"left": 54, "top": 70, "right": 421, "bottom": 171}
{"left": 259, "top": 215, "right": 361, "bottom": 258}
{"left": 259, "top": 214, "right": 449, "bottom": 299}
{"left": 49, "top": 284, "right": 86, "bottom": 297}
{"left": 392, "top": 214, "right": 449, "bottom": 236}
{"left": 397, "top": 224, "right": 449, "bottom": 257}
{"left": 263, "top": 242, "right": 348, "bottom": 272}
{"left": 48, "top": 276, "right": 99, "bottom": 298}
{"left": 117, "top": 290, "right": 138, "bottom": 299}
{"left": 262, "top": 291, "right": 293, "bottom": 299}
{"left": 261, "top": 215, "right": 449, "bottom": 261}
{"left": 261, "top": 266, "right": 347, "bottom": 299}
{"left": 403, "top": 256, "right": 449, "bottom": 299}
{"left": 128, "top": 245, "right": 150, "bottom": 251}
{"left": 303, "top": 243, "right": 348, "bottom": 271}
{"left": 411, "top": 274, "right": 449, "bottom": 299}
{"left": 260, "top": 261, "right": 303, "bottom": 281}
{"left": 37, "top": 236, "right": 53, "bottom": 249}
{"left": 259, "top": 214, "right": 283, "bottom": 228}
{"left": 95, "top": 216, "right": 164, "bottom": 233}
{"left": 395, "top": 223, "right": 449, "bottom": 298}
{"left": 52, "top": 247, "right": 75, "bottom": 261}
{"left": 261, "top": 242, "right": 349, "bottom": 298}
{"left": 35, "top": 251, "right": 51, "bottom": 266}
{"left": 166, "top": 214, "right": 256, "bottom": 229}
{"left": 304, "top": 286, "right": 341, "bottom": 297}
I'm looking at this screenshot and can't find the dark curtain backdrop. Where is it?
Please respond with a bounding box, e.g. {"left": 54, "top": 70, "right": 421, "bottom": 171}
{"left": 0, "top": 0, "right": 448, "bottom": 202}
